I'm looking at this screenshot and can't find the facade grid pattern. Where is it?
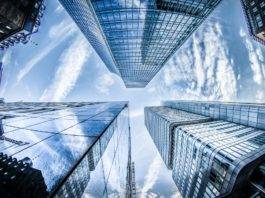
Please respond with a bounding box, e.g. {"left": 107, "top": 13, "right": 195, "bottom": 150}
{"left": 144, "top": 106, "right": 211, "bottom": 169}
{"left": 241, "top": 0, "right": 265, "bottom": 45}
{"left": 145, "top": 101, "right": 265, "bottom": 197}
{"left": 164, "top": 101, "right": 265, "bottom": 130}
{"left": 172, "top": 120, "right": 265, "bottom": 198}
{"left": 59, "top": 0, "right": 222, "bottom": 87}
{"left": 0, "top": 101, "right": 131, "bottom": 198}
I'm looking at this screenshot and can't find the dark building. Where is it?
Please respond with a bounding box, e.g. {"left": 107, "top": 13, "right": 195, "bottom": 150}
{"left": 241, "top": 0, "right": 265, "bottom": 45}
{"left": 0, "top": 101, "right": 132, "bottom": 197}
{"left": 0, "top": 0, "right": 45, "bottom": 50}
{"left": 145, "top": 101, "right": 265, "bottom": 198}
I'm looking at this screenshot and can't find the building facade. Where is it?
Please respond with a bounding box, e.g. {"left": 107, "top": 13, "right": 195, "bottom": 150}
{"left": 144, "top": 106, "right": 211, "bottom": 169}
{"left": 59, "top": 0, "right": 222, "bottom": 88}
{"left": 0, "top": 101, "right": 133, "bottom": 197}
{"left": 145, "top": 101, "right": 265, "bottom": 197}
{"left": 241, "top": 0, "right": 265, "bottom": 45}
{"left": 0, "top": 0, "right": 45, "bottom": 50}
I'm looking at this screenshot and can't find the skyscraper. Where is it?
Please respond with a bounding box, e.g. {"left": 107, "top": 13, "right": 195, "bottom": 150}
{"left": 0, "top": 0, "right": 45, "bottom": 50}
{"left": 0, "top": 101, "right": 133, "bottom": 197}
{"left": 59, "top": 0, "right": 222, "bottom": 88}
{"left": 145, "top": 101, "right": 265, "bottom": 197}
{"left": 241, "top": 0, "right": 265, "bottom": 45}
{"left": 145, "top": 106, "right": 211, "bottom": 169}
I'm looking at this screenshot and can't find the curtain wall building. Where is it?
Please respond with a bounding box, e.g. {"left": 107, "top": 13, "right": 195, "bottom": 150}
{"left": 0, "top": 0, "right": 45, "bottom": 50}
{"left": 0, "top": 101, "right": 134, "bottom": 198}
{"left": 145, "top": 101, "right": 265, "bottom": 198}
{"left": 241, "top": 0, "right": 265, "bottom": 45}
{"left": 59, "top": 0, "right": 222, "bottom": 88}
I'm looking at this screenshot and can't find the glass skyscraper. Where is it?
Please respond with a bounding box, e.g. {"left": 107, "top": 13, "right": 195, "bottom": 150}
{"left": 144, "top": 106, "right": 211, "bottom": 169}
{"left": 59, "top": 0, "right": 222, "bottom": 88}
{"left": 0, "top": 101, "right": 133, "bottom": 197}
{"left": 145, "top": 101, "right": 265, "bottom": 197}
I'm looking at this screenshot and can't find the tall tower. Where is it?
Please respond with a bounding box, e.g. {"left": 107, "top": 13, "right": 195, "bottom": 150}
{"left": 59, "top": 0, "right": 222, "bottom": 88}
{"left": 0, "top": 101, "right": 131, "bottom": 198}
{"left": 126, "top": 127, "right": 136, "bottom": 198}
{"left": 0, "top": 0, "right": 45, "bottom": 50}
{"left": 145, "top": 101, "right": 265, "bottom": 197}
{"left": 241, "top": 0, "right": 265, "bottom": 45}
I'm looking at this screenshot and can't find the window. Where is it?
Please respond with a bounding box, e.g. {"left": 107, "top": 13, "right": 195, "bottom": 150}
{"left": 256, "top": 14, "right": 262, "bottom": 22}
{"left": 258, "top": 20, "right": 263, "bottom": 27}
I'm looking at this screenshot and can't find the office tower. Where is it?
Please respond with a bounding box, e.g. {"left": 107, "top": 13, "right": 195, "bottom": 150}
{"left": 59, "top": 0, "right": 222, "bottom": 88}
{"left": 164, "top": 100, "right": 265, "bottom": 129}
{"left": 241, "top": 0, "right": 265, "bottom": 45}
{"left": 0, "top": 101, "right": 132, "bottom": 198}
{"left": 145, "top": 101, "right": 265, "bottom": 197}
{"left": 0, "top": 0, "right": 45, "bottom": 50}
{"left": 145, "top": 106, "right": 211, "bottom": 169}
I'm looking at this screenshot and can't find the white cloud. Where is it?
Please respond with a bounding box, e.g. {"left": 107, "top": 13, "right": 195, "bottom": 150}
{"left": 158, "top": 21, "right": 237, "bottom": 101}
{"left": 147, "top": 87, "right": 156, "bottom": 93}
{"left": 17, "top": 19, "right": 77, "bottom": 82}
{"left": 40, "top": 35, "right": 91, "bottom": 102}
{"left": 239, "top": 29, "right": 265, "bottom": 85}
{"left": 170, "top": 192, "right": 182, "bottom": 198}
{"left": 140, "top": 154, "right": 162, "bottom": 198}
{"left": 130, "top": 109, "right": 143, "bottom": 118}
{"left": 55, "top": 4, "right": 63, "bottom": 13}
{"left": 96, "top": 74, "right": 115, "bottom": 94}
{"left": 1, "top": 50, "right": 11, "bottom": 65}
{"left": 256, "top": 90, "right": 265, "bottom": 102}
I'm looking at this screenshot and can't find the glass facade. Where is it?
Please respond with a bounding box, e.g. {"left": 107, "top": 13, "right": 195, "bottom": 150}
{"left": 145, "top": 101, "right": 265, "bottom": 197}
{"left": 144, "top": 106, "right": 211, "bottom": 169}
{"left": 173, "top": 120, "right": 265, "bottom": 198}
{"left": 0, "top": 101, "right": 132, "bottom": 198}
{"left": 0, "top": 0, "right": 45, "bottom": 50}
{"left": 241, "top": 0, "right": 265, "bottom": 45}
{"left": 59, "top": 0, "right": 222, "bottom": 88}
{"left": 164, "top": 100, "right": 265, "bottom": 130}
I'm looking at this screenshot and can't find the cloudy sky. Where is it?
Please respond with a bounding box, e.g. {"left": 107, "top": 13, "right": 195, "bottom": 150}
{"left": 1, "top": 0, "right": 265, "bottom": 197}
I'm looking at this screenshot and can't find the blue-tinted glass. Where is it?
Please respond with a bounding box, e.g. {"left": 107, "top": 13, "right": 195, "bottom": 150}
{"left": 0, "top": 102, "right": 131, "bottom": 197}
{"left": 59, "top": 0, "right": 221, "bottom": 87}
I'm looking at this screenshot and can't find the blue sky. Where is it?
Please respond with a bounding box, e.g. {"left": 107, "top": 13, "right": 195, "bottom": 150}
{"left": 1, "top": 0, "right": 265, "bottom": 197}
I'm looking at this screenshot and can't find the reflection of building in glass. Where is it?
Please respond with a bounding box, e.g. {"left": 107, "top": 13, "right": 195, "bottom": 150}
{"left": 0, "top": 0, "right": 45, "bottom": 50}
{"left": 126, "top": 128, "right": 136, "bottom": 198}
{"left": 0, "top": 153, "right": 48, "bottom": 197}
{"left": 145, "top": 101, "right": 265, "bottom": 197}
{"left": 59, "top": 0, "right": 221, "bottom": 88}
{"left": 241, "top": 0, "right": 265, "bottom": 45}
{"left": 0, "top": 101, "right": 132, "bottom": 198}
